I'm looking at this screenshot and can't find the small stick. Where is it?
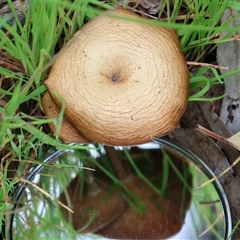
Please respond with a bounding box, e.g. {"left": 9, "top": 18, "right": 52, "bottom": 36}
{"left": 198, "top": 156, "right": 240, "bottom": 188}
{"left": 20, "top": 178, "right": 73, "bottom": 213}
{"left": 196, "top": 124, "right": 240, "bottom": 151}
{"left": 187, "top": 61, "right": 228, "bottom": 70}
{"left": 196, "top": 125, "right": 240, "bottom": 188}
{"left": 198, "top": 212, "right": 224, "bottom": 237}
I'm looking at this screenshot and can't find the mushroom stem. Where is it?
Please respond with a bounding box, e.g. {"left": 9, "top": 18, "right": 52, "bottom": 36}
{"left": 104, "top": 146, "right": 129, "bottom": 180}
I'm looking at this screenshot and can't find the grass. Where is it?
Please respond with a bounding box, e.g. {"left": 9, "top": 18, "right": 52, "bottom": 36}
{"left": 1, "top": 0, "right": 240, "bottom": 238}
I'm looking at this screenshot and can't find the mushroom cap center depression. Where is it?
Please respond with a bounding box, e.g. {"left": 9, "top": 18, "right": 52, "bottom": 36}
{"left": 45, "top": 10, "right": 189, "bottom": 145}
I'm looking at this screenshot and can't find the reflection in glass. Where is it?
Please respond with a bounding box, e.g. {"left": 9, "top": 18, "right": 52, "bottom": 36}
{"left": 9, "top": 140, "right": 231, "bottom": 239}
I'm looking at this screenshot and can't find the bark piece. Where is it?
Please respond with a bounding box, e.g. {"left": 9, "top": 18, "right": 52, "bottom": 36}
{"left": 217, "top": 8, "right": 240, "bottom": 134}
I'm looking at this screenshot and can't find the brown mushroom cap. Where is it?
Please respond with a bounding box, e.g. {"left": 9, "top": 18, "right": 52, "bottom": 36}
{"left": 60, "top": 175, "right": 127, "bottom": 233}
{"left": 43, "top": 9, "right": 189, "bottom": 146}
{"left": 42, "top": 92, "right": 90, "bottom": 143}
{"left": 98, "top": 176, "right": 190, "bottom": 239}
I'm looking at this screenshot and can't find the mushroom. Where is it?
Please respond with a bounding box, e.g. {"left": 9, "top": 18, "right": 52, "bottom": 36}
{"left": 98, "top": 177, "right": 190, "bottom": 239}
{"left": 59, "top": 146, "right": 130, "bottom": 233}
{"left": 59, "top": 146, "right": 191, "bottom": 238}
{"left": 42, "top": 8, "right": 189, "bottom": 146}
{"left": 59, "top": 172, "right": 128, "bottom": 233}
{"left": 97, "top": 146, "right": 191, "bottom": 239}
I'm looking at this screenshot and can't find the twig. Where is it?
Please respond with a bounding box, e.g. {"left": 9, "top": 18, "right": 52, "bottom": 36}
{"left": 187, "top": 61, "right": 229, "bottom": 70}
{"left": 196, "top": 124, "right": 240, "bottom": 151}
{"left": 20, "top": 178, "right": 73, "bottom": 213}
{"left": 198, "top": 211, "right": 224, "bottom": 237}
{"left": 198, "top": 156, "right": 240, "bottom": 188}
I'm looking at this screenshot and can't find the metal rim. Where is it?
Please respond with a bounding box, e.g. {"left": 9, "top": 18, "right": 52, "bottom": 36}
{"left": 154, "top": 136, "right": 232, "bottom": 240}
